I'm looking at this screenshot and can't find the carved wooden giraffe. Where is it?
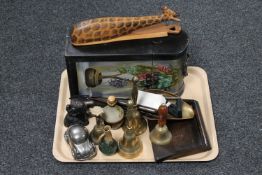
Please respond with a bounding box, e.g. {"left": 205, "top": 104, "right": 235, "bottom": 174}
{"left": 71, "top": 6, "right": 180, "bottom": 46}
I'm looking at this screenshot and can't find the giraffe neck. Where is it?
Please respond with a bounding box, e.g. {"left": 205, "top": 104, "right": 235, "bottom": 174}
{"left": 130, "top": 15, "right": 164, "bottom": 26}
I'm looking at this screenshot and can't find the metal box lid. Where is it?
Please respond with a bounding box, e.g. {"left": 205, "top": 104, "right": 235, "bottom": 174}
{"left": 65, "top": 30, "right": 189, "bottom": 61}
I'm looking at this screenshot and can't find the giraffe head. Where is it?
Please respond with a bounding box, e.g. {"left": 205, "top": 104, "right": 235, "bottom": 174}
{"left": 161, "top": 6, "right": 180, "bottom": 22}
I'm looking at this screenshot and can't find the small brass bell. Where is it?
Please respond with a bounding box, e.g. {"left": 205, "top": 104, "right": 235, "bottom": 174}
{"left": 118, "top": 120, "right": 143, "bottom": 159}
{"left": 150, "top": 104, "right": 172, "bottom": 145}
{"left": 122, "top": 100, "right": 147, "bottom": 135}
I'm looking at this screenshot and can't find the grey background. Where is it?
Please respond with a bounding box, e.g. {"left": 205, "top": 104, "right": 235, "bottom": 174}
{"left": 0, "top": 0, "right": 261, "bottom": 174}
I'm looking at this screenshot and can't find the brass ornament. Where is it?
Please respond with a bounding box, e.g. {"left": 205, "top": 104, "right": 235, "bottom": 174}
{"left": 150, "top": 104, "right": 172, "bottom": 145}
{"left": 118, "top": 121, "right": 143, "bottom": 159}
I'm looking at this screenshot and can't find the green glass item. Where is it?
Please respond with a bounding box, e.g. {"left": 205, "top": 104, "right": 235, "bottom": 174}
{"left": 98, "top": 125, "right": 118, "bottom": 156}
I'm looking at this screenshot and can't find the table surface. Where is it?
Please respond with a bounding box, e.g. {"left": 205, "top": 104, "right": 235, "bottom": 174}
{"left": 0, "top": 1, "right": 261, "bottom": 175}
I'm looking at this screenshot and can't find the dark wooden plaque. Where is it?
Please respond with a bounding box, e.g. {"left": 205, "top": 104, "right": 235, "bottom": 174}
{"left": 147, "top": 100, "right": 211, "bottom": 162}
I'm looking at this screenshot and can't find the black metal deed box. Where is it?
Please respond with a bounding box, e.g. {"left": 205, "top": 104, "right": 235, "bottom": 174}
{"left": 65, "top": 31, "right": 189, "bottom": 98}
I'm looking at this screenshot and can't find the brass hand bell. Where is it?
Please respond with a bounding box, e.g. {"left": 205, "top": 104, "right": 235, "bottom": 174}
{"left": 150, "top": 104, "right": 172, "bottom": 145}
{"left": 122, "top": 99, "right": 147, "bottom": 135}
{"left": 118, "top": 120, "right": 143, "bottom": 159}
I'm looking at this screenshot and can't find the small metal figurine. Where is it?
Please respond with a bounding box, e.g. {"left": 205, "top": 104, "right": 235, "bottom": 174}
{"left": 64, "top": 98, "right": 90, "bottom": 127}
{"left": 103, "top": 96, "right": 124, "bottom": 129}
{"left": 64, "top": 124, "right": 97, "bottom": 160}
{"left": 150, "top": 104, "right": 172, "bottom": 145}
{"left": 98, "top": 125, "right": 118, "bottom": 156}
{"left": 118, "top": 120, "right": 143, "bottom": 159}
{"left": 89, "top": 106, "right": 105, "bottom": 145}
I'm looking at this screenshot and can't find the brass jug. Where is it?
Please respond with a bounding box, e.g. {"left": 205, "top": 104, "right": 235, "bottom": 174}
{"left": 118, "top": 121, "right": 143, "bottom": 159}
{"left": 90, "top": 116, "right": 105, "bottom": 145}
{"left": 150, "top": 104, "right": 172, "bottom": 145}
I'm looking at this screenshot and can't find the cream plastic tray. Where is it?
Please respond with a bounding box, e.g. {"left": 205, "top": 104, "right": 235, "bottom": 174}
{"left": 52, "top": 66, "right": 219, "bottom": 162}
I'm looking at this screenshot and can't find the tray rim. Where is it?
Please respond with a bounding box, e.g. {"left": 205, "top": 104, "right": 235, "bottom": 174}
{"left": 52, "top": 66, "right": 219, "bottom": 163}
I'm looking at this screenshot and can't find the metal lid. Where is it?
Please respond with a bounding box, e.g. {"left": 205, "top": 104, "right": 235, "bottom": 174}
{"left": 107, "top": 96, "right": 117, "bottom": 106}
